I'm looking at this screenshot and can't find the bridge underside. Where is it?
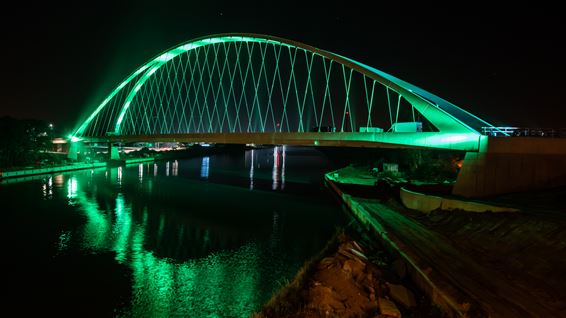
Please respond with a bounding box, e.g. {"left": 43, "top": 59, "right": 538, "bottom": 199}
{"left": 86, "top": 132, "right": 481, "bottom": 151}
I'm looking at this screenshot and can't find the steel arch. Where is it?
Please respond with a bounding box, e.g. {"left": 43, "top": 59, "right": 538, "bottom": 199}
{"left": 71, "top": 33, "right": 497, "bottom": 149}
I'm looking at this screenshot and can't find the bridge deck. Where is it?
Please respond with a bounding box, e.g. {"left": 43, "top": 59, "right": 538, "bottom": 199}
{"left": 84, "top": 132, "right": 482, "bottom": 151}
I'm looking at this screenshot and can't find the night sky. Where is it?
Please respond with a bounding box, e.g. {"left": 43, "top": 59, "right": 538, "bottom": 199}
{"left": 1, "top": 1, "right": 564, "bottom": 135}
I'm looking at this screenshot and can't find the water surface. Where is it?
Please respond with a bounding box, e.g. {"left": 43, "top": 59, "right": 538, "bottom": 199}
{"left": 2, "top": 146, "right": 346, "bottom": 317}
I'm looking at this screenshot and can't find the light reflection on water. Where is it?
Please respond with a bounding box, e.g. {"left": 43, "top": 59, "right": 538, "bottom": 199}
{"left": 201, "top": 157, "right": 210, "bottom": 179}
{"left": 2, "top": 147, "right": 344, "bottom": 317}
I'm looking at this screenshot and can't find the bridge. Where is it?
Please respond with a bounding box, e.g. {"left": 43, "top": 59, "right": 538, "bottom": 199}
{"left": 69, "top": 33, "right": 566, "bottom": 197}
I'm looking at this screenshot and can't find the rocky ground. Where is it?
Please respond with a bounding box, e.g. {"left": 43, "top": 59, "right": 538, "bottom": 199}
{"left": 328, "top": 164, "right": 566, "bottom": 317}
{"left": 255, "top": 163, "right": 566, "bottom": 317}
{"left": 253, "top": 231, "right": 441, "bottom": 318}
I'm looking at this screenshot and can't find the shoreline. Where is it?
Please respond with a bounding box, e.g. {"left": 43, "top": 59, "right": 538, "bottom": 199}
{"left": 253, "top": 163, "right": 566, "bottom": 317}
{"left": 321, "top": 165, "right": 566, "bottom": 317}
{"left": 253, "top": 228, "right": 436, "bottom": 318}
{"left": 252, "top": 167, "right": 443, "bottom": 318}
{"left": 0, "top": 157, "right": 155, "bottom": 180}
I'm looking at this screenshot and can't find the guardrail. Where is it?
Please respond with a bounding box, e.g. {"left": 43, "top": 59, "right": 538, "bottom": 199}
{"left": 482, "top": 127, "right": 566, "bottom": 138}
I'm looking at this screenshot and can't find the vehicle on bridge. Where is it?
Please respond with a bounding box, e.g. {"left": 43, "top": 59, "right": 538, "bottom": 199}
{"left": 311, "top": 126, "right": 337, "bottom": 132}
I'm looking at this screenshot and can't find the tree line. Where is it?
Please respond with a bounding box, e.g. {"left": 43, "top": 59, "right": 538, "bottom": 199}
{"left": 0, "top": 116, "right": 54, "bottom": 168}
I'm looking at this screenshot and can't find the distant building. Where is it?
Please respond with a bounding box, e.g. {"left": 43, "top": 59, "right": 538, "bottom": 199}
{"left": 382, "top": 163, "right": 399, "bottom": 173}
{"left": 51, "top": 138, "right": 69, "bottom": 153}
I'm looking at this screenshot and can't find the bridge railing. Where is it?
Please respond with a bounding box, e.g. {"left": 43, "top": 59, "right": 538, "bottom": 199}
{"left": 482, "top": 127, "right": 566, "bottom": 138}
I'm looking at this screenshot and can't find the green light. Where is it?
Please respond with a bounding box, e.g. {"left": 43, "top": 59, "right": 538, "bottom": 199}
{"left": 71, "top": 63, "right": 152, "bottom": 137}
{"left": 148, "top": 67, "right": 159, "bottom": 75}
{"left": 155, "top": 52, "right": 177, "bottom": 62}
{"left": 179, "top": 43, "right": 197, "bottom": 51}
{"left": 201, "top": 38, "right": 223, "bottom": 44}
{"left": 57, "top": 170, "right": 264, "bottom": 316}
{"left": 72, "top": 33, "right": 494, "bottom": 152}
{"left": 134, "top": 65, "right": 149, "bottom": 75}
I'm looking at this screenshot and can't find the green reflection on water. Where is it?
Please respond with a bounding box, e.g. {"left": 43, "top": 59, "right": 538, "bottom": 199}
{"left": 65, "top": 170, "right": 262, "bottom": 317}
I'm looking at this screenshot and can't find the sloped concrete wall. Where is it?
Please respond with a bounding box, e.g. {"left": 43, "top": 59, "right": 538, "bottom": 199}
{"left": 400, "top": 188, "right": 442, "bottom": 213}
{"left": 453, "top": 137, "right": 566, "bottom": 198}
{"left": 400, "top": 188, "right": 519, "bottom": 213}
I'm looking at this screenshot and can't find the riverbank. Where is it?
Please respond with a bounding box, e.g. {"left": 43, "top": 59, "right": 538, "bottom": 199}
{"left": 253, "top": 229, "right": 439, "bottom": 318}
{"left": 0, "top": 143, "right": 244, "bottom": 180}
{"left": 254, "top": 164, "right": 566, "bottom": 317}
{"left": 0, "top": 162, "right": 107, "bottom": 179}
{"left": 324, "top": 165, "right": 566, "bottom": 317}
{"left": 0, "top": 157, "right": 156, "bottom": 180}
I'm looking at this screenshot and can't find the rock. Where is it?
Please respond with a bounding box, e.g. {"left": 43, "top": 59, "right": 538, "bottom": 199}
{"left": 308, "top": 285, "right": 345, "bottom": 313}
{"left": 386, "top": 283, "right": 416, "bottom": 309}
{"left": 378, "top": 297, "right": 402, "bottom": 318}
{"left": 343, "top": 259, "right": 366, "bottom": 279}
{"left": 319, "top": 257, "right": 338, "bottom": 269}
{"left": 392, "top": 258, "right": 407, "bottom": 279}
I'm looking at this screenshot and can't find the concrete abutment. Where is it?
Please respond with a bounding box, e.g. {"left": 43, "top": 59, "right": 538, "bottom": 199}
{"left": 453, "top": 136, "right": 566, "bottom": 198}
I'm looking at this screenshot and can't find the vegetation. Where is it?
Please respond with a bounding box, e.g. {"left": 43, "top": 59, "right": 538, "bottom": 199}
{"left": 403, "top": 149, "right": 464, "bottom": 182}
{"left": 320, "top": 147, "right": 464, "bottom": 183}
{"left": 0, "top": 116, "right": 58, "bottom": 168}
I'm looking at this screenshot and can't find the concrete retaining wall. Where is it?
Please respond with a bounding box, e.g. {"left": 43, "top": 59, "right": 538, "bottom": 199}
{"left": 0, "top": 162, "right": 107, "bottom": 179}
{"left": 453, "top": 151, "right": 566, "bottom": 198}
{"left": 453, "top": 137, "right": 566, "bottom": 198}
{"left": 400, "top": 187, "right": 519, "bottom": 213}
{"left": 125, "top": 158, "right": 155, "bottom": 164}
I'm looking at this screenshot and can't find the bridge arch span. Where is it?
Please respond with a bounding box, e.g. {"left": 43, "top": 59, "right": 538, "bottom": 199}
{"left": 71, "top": 33, "right": 497, "bottom": 150}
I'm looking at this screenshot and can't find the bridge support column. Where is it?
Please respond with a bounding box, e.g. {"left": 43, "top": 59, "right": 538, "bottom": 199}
{"left": 453, "top": 137, "right": 566, "bottom": 198}
{"left": 67, "top": 141, "right": 88, "bottom": 161}
{"left": 108, "top": 143, "right": 121, "bottom": 160}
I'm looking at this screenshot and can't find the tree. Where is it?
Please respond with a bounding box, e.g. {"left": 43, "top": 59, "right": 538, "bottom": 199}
{"left": 0, "top": 116, "right": 52, "bottom": 168}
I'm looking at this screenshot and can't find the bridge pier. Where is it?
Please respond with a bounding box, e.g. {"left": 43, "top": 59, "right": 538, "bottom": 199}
{"left": 108, "top": 143, "right": 121, "bottom": 160}
{"left": 453, "top": 136, "right": 566, "bottom": 198}
{"left": 67, "top": 141, "right": 88, "bottom": 161}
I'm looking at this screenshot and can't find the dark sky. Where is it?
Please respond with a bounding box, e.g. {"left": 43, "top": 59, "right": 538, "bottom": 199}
{"left": 1, "top": 1, "right": 564, "bottom": 134}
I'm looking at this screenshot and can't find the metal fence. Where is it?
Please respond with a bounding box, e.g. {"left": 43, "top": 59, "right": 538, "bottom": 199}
{"left": 482, "top": 127, "right": 566, "bottom": 138}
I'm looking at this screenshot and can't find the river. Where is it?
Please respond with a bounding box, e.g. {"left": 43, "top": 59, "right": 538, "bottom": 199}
{"left": 1, "top": 146, "right": 346, "bottom": 317}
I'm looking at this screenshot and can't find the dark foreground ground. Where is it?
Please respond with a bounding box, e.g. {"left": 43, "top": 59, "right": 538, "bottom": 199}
{"left": 254, "top": 165, "right": 566, "bottom": 318}
{"left": 253, "top": 230, "right": 440, "bottom": 318}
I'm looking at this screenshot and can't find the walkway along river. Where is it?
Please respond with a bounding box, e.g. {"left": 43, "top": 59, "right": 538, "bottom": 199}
{"left": 1, "top": 146, "right": 348, "bottom": 317}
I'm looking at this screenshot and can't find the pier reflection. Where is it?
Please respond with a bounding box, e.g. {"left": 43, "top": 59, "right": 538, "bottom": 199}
{"left": 1, "top": 147, "right": 344, "bottom": 317}
{"left": 60, "top": 168, "right": 264, "bottom": 316}
{"left": 200, "top": 157, "right": 210, "bottom": 179}
{"left": 272, "top": 146, "right": 286, "bottom": 190}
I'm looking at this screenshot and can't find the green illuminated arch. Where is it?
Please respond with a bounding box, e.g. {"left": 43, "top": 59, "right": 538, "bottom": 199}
{"left": 71, "top": 33, "right": 495, "bottom": 141}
